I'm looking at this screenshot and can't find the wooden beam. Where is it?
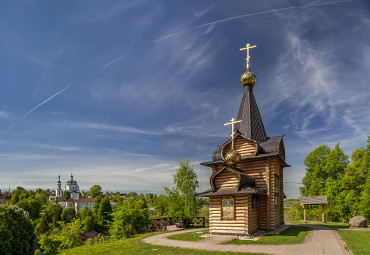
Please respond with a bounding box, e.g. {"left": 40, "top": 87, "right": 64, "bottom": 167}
{"left": 322, "top": 205, "right": 325, "bottom": 223}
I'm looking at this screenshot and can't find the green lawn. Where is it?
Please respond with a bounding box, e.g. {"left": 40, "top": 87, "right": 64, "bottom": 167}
{"left": 286, "top": 221, "right": 349, "bottom": 229}
{"left": 58, "top": 232, "right": 264, "bottom": 255}
{"left": 284, "top": 199, "right": 299, "bottom": 209}
{"left": 167, "top": 229, "right": 209, "bottom": 241}
{"left": 337, "top": 230, "right": 370, "bottom": 255}
{"left": 224, "top": 226, "right": 310, "bottom": 245}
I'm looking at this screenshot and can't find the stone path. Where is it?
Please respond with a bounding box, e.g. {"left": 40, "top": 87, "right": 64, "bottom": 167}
{"left": 142, "top": 225, "right": 350, "bottom": 255}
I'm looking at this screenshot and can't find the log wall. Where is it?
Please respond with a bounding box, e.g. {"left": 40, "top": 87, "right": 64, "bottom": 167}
{"left": 208, "top": 156, "right": 286, "bottom": 233}
{"left": 209, "top": 195, "right": 248, "bottom": 235}
{"left": 214, "top": 170, "right": 238, "bottom": 190}
{"left": 222, "top": 136, "right": 257, "bottom": 159}
{"left": 237, "top": 159, "right": 269, "bottom": 191}
{"left": 248, "top": 195, "right": 258, "bottom": 234}
{"left": 257, "top": 195, "right": 267, "bottom": 230}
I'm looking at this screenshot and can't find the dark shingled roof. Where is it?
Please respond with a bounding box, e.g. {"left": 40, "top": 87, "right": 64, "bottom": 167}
{"left": 197, "top": 186, "right": 266, "bottom": 197}
{"left": 211, "top": 135, "right": 284, "bottom": 162}
{"left": 258, "top": 136, "right": 284, "bottom": 154}
{"left": 79, "top": 230, "right": 99, "bottom": 241}
{"left": 197, "top": 164, "right": 266, "bottom": 197}
{"left": 235, "top": 84, "right": 267, "bottom": 141}
{"left": 212, "top": 145, "right": 222, "bottom": 161}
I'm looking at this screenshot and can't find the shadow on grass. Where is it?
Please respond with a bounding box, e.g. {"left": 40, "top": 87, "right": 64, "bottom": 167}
{"left": 286, "top": 221, "right": 350, "bottom": 229}
{"left": 167, "top": 229, "right": 209, "bottom": 241}
{"left": 224, "top": 226, "right": 310, "bottom": 245}
{"left": 276, "top": 226, "right": 309, "bottom": 237}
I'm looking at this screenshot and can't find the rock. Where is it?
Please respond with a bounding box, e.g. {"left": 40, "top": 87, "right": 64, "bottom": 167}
{"left": 349, "top": 216, "right": 367, "bottom": 228}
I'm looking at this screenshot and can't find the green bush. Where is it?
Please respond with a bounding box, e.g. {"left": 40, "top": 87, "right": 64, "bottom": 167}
{"left": 109, "top": 198, "right": 150, "bottom": 239}
{"left": 38, "top": 219, "right": 83, "bottom": 254}
{"left": 0, "top": 206, "right": 36, "bottom": 255}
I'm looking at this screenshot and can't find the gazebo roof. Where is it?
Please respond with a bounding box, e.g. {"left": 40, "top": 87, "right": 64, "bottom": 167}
{"left": 300, "top": 196, "right": 328, "bottom": 205}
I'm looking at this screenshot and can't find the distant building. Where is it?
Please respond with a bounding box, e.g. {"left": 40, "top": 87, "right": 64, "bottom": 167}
{"left": 75, "top": 197, "right": 96, "bottom": 212}
{"left": 0, "top": 193, "right": 11, "bottom": 204}
{"left": 65, "top": 174, "right": 80, "bottom": 200}
{"left": 79, "top": 230, "right": 99, "bottom": 241}
{"left": 50, "top": 174, "right": 80, "bottom": 208}
{"left": 54, "top": 196, "right": 74, "bottom": 208}
{"left": 56, "top": 175, "right": 63, "bottom": 197}
{"left": 55, "top": 197, "right": 67, "bottom": 207}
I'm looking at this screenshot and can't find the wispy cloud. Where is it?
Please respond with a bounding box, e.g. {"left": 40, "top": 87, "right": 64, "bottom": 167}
{"left": 257, "top": 2, "right": 369, "bottom": 155}
{"left": 0, "top": 111, "right": 9, "bottom": 118}
{"left": 153, "top": 0, "right": 352, "bottom": 42}
{"left": 69, "top": 2, "right": 144, "bottom": 24}
{"left": 194, "top": 4, "right": 214, "bottom": 18}
{"left": 35, "top": 144, "right": 82, "bottom": 152}
{"left": 8, "top": 84, "right": 72, "bottom": 130}
{"left": 195, "top": 0, "right": 351, "bottom": 29}
{"left": 101, "top": 52, "right": 127, "bottom": 69}
{"left": 62, "top": 121, "right": 163, "bottom": 136}
{"left": 166, "top": 113, "right": 225, "bottom": 138}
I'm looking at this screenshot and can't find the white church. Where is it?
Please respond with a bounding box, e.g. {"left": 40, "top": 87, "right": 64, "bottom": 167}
{"left": 54, "top": 174, "right": 80, "bottom": 200}
{"left": 51, "top": 174, "right": 96, "bottom": 212}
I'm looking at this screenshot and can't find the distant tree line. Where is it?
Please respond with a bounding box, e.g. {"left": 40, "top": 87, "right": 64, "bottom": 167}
{"left": 287, "top": 136, "right": 370, "bottom": 222}
{"left": 0, "top": 158, "right": 208, "bottom": 254}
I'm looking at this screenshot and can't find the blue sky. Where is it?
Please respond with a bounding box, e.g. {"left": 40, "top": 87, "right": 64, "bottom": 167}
{"left": 1, "top": 0, "right": 369, "bottom": 198}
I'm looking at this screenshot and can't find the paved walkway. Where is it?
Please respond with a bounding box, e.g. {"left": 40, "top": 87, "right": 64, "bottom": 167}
{"left": 143, "top": 225, "right": 350, "bottom": 255}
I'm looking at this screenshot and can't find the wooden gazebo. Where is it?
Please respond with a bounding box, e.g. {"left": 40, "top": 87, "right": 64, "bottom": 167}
{"left": 300, "top": 196, "right": 328, "bottom": 222}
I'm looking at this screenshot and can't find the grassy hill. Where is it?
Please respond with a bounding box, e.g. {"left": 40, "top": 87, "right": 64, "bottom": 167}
{"left": 58, "top": 232, "right": 262, "bottom": 255}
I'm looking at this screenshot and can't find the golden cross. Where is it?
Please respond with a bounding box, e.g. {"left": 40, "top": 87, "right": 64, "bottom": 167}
{"left": 224, "top": 118, "right": 242, "bottom": 150}
{"left": 240, "top": 43, "right": 257, "bottom": 71}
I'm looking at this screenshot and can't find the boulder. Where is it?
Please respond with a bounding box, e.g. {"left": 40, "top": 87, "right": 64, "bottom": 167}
{"left": 349, "top": 216, "right": 367, "bottom": 228}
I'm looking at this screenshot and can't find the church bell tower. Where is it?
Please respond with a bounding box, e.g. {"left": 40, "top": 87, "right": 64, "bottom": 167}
{"left": 56, "top": 175, "right": 63, "bottom": 197}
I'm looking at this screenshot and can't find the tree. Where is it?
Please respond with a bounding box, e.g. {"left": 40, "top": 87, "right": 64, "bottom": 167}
{"left": 38, "top": 219, "right": 83, "bottom": 254}
{"left": 165, "top": 159, "right": 200, "bottom": 219}
{"left": 17, "top": 197, "right": 42, "bottom": 220}
{"left": 302, "top": 145, "right": 331, "bottom": 196}
{"left": 302, "top": 144, "right": 348, "bottom": 196}
{"left": 109, "top": 197, "right": 150, "bottom": 239}
{"left": 94, "top": 197, "right": 102, "bottom": 213}
{"left": 61, "top": 207, "right": 76, "bottom": 223}
{"left": 98, "top": 196, "right": 112, "bottom": 222}
{"left": 35, "top": 202, "right": 63, "bottom": 235}
{"left": 90, "top": 185, "right": 103, "bottom": 198}
{"left": 298, "top": 139, "right": 370, "bottom": 222}
{"left": 154, "top": 195, "right": 168, "bottom": 216}
{"left": 0, "top": 206, "right": 36, "bottom": 255}
{"left": 80, "top": 206, "right": 95, "bottom": 232}
{"left": 62, "top": 190, "right": 71, "bottom": 200}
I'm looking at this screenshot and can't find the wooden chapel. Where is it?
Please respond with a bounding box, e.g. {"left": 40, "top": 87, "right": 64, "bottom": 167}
{"left": 198, "top": 44, "right": 289, "bottom": 236}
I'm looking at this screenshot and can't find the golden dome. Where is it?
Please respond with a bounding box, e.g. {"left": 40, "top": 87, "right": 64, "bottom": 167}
{"left": 240, "top": 71, "right": 257, "bottom": 87}
{"left": 225, "top": 149, "right": 241, "bottom": 164}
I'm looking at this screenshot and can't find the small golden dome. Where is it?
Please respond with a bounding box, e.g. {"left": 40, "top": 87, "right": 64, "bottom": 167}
{"left": 225, "top": 149, "right": 241, "bottom": 164}
{"left": 240, "top": 71, "right": 257, "bottom": 87}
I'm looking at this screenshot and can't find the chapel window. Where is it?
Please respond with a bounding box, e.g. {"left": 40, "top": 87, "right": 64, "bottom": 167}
{"left": 274, "top": 173, "right": 280, "bottom": 188}
{"left": 274, "top": 193, "right": 279, "bottom": 207}
{"left": 222, "top": 196, "right": 234, "bottom": 220}
{"left": 252, "top": 195, "right": 258, "bottom": 210}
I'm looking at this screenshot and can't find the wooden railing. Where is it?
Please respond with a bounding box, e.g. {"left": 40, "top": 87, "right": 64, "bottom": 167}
{"left": 151, "top": 217, "right": 205, "bottom": 232}
{"left": 192, "top": 217, "right": 205, "bottom": 227}
{"left": 151, "top": 219, "right": 167, "bottom": 232}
